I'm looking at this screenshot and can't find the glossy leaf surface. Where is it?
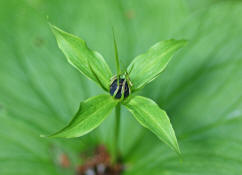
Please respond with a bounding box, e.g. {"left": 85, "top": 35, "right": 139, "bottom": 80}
{"left": 127, "top": 39, "right": 187, "bottom": 90}
{"left": 0, "top": 0, "right": 242, "bottom": 175}
{"left": 47, "top": 94, "right": 118, "bottom": 138}
{"left": 124, "top": 96, "right": 180, "bottom": 154}
{"left": 50, "top": 24, "right": 112, "bottom": 91}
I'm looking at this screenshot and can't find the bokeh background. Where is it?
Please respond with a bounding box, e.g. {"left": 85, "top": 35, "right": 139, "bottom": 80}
{"left": 0, "top": 0, "right": 242, "bottom": 174}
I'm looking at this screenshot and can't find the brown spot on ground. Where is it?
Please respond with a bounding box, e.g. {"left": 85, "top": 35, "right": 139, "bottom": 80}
{"left": 77, "top": 145, "right": 124, "bottom": 175}
{"left": 59, "top": 154, "right": 70, "bottom": 168}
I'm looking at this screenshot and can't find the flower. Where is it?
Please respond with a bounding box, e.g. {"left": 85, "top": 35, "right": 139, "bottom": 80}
{"left": 44, "top": 24, "right": 187, "bottom": 155}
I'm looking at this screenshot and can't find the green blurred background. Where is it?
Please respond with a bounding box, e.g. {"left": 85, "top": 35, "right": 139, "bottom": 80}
{"left": 0, "top": 0, "right": 242, "bottom": 174}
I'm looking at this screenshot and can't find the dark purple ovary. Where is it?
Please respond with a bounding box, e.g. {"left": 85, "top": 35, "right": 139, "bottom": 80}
{"left": 110, "top": 78, "right": 130, "bottom": 99}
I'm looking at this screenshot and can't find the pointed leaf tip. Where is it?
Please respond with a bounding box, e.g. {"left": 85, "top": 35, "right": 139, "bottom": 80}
{"left": 124, "top": 96, "right": 180, "bottom": 154}
{"left": 112, "top": 28, "right": 121, "bottom": 76}
{"left": 47, "top": 94, "right": 118, "bottom": 138}
{"left": 128, "top": 39, "right": 187, "bottom": 91}
{"left": 49, "top": 23, "right": 112, "bottom": 91}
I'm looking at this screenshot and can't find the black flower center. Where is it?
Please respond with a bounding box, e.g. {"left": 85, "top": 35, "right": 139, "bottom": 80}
{"left": 110, "top": 78, "right": 130, "bottom": 99}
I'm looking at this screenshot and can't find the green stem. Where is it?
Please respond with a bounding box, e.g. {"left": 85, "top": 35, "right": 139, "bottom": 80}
{"left": 113, "top": 103, "right": 121, "bottom": 163}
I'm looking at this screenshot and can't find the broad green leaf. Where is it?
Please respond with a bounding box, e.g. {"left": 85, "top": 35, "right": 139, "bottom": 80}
{"left": 50, "top": 24, "right": 112, "bottom": 91}
{"left": 47, "top": 94, "right": 118, "bottom": 138}
{"left": 0, "top": 113, "right": 59, "bottom": 175}
{"left": 122, "top": 2, "right": 242, "bottom": 175}
{"left": 1, "top": 0, "right": 242, "bottom": 175}
{"left": 124, "top": 96, "right": 180, "bottom": 154}
{"left": 127, "top": 39, "right": 187, "bottom": 90}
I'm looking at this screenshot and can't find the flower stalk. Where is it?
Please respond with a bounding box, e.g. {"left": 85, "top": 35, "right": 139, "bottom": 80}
{"left": 113, "top": 103, "right": 121, "bottom": 163}
{"left": 45, "top": 23, "right": 186, "bottom": 157}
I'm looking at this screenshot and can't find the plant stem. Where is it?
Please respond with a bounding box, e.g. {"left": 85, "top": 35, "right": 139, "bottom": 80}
{"left": 113, "top": 103, "right": 121, "bottom": 163}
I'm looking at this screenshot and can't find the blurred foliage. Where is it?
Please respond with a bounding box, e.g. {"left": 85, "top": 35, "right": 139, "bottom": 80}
{"left": 0, "top": 0, "right": 242, "bottom": 175}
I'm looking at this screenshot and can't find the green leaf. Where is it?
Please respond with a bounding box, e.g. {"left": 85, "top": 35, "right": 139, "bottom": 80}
{"left": 50, "top": 24, "right": 112, "bottom": 91}
{"left": 122, "top": 2, "right": 242, "bottom": 175}
{"left": 0, "top": 113, "right": 59, "bottom": 175}
{"left": 46, "top": 94, "right": 118, "bottom": 138}
{"left": 127, "top": 39, "right": 187, "bottom": 90}
{"left": 1, "top": 0, "right": 242, "bottom": 175}
{"left": 124, "top": 96, "right": 180, "bottom": 154}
